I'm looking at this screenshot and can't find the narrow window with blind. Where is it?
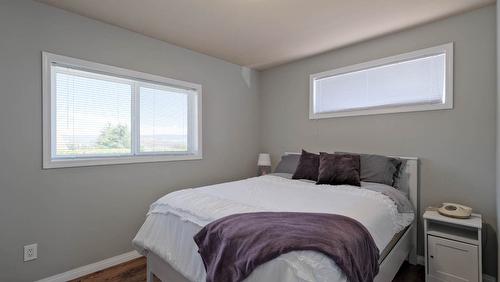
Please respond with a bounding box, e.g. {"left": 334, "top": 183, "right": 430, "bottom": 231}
{"left": 309, "top": 43, "right": 453, "bottom": 119}
{"left": 42, "top": 52, "right": 202, "bottom": 168}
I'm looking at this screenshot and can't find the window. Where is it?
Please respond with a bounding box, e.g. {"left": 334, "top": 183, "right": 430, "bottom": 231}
{"left": 310, "top": 43, "right": 453, "bottom": 119}
{"left": 43, "top": 52, "right": 202, "bottom": 168}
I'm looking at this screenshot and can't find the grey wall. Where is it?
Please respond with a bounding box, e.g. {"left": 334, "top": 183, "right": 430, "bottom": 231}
{"left": 0, "top": 1, "right": 260, "bottom": 281}
{"left": 259, "top": 5, "right": 497, "bottom": 276}
{"left": 0, "top": 0, "right": 497, "bottom": 280}
{"left": 497, "top": 1, "right": 500, "bottom": 278}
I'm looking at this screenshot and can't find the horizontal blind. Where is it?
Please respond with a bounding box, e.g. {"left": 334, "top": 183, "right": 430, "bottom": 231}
{"left": 54, "top": 66, "right": 132, "bottom": 158}
{"left": 139, "top": 85, "right": 189, "bottom": 153}
{"left": 313, "top": 53, "right": 446, "bottom": 114}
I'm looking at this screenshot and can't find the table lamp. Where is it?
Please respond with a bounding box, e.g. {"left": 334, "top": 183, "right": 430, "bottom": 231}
{"left": 257, "top": 153, "right": 271, "bottom": 176}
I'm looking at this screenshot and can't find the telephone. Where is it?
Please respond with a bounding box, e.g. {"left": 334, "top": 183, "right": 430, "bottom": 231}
{"left": 438, "top": 203, "right": 472, "bottom": 219}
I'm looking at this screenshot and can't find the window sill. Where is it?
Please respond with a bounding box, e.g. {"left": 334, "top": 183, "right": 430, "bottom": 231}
{"left": 309, "top": 102, "right": 452, "bottom": 119}
{"left": 43, "top": 154, "right": 203, "bottom": 169}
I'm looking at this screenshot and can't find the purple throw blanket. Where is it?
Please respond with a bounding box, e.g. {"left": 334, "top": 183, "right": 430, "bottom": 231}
{"left": 193, "top": 212, "right": 379, "bottom": 282}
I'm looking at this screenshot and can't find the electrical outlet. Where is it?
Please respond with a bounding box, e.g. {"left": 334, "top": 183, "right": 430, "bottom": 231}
{"left": 24, "top": 243, "right": 37, "bottom": 262}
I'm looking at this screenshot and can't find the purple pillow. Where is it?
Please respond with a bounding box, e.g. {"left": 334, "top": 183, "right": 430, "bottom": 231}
{"left": 316, "top": 153, "right": 361, "bottom": 187}
{"left": 292, "top": 150, "right": 320, "bottom": 181}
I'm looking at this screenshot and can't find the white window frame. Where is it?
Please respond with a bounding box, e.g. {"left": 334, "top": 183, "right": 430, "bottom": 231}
{"left": 309, "top": 42, "right": 454, "bottom": 119}
{"left": 42, "top": 52, "right": 202, "bottom": 169}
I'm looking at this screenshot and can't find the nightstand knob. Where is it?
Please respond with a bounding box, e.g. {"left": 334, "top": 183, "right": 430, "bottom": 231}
{"left": 430, "top": 255, "right": 434, "bottom": 259}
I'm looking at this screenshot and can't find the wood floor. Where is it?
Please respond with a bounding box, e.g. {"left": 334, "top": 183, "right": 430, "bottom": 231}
{"left": 69, "top": 257, "right": 156, "bottom": 282}
{"left": 71, "top": 257, "right": 424, "bottom": 282}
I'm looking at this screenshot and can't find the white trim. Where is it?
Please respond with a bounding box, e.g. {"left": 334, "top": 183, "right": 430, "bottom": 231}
{"left": 483, "top": 274, "right": 497, "bottom": 282}
{"left": 42, "top": 52, "right": 203, "bottom": 169}
{"left": 309, "top": 42, "right": 454, "bottom": 119}
{"left": 35, "top": 250, "right": 141, "bottom": 282}
{"left": 43, "top": 52, "right": 201, "bottom": 90}
{"left": 417, "top": 255, "right": 425, "bottom": 265}
{"left": 402, "top": 158, "right": 419, "bottom": 265}
{"left": 44, "top": 154, "right": 203, "bottom": 169}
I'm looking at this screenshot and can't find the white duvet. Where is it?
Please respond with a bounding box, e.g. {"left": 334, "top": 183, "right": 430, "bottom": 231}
{"left": 133, "top": 175, "right": 414, "bottom": 282}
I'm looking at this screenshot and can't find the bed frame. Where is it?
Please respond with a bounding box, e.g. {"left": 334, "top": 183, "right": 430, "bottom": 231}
{"left": 146, "top": 156, "right": 419, "bottom": 282}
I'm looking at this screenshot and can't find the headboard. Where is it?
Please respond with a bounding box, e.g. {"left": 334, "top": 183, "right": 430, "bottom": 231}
{"left": 394, "top": 156, "right": 419, "bottom": 264}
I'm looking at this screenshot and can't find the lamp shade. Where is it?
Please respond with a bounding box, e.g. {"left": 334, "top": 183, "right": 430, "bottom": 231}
{"left": 257, "top": 153, "right": 271, "bottom": 166}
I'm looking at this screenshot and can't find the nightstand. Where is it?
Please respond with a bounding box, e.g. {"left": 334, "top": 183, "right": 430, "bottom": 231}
{"left": 423, "top": 210, "right": 482, "bottom": 282}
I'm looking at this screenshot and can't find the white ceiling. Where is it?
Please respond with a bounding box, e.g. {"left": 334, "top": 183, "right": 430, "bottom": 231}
{"left": 37, "top": 0, "right": 494, "bottom": 70}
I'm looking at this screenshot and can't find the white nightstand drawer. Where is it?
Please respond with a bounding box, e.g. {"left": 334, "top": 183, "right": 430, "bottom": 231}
{"left": 427, "top": 235, "right": 479, "bottom": 282}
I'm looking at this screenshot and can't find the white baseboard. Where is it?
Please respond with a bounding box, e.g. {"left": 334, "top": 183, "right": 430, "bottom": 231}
{"left": 484, "top": 274, "right": 497, "bottom": 282}
{"left": 417, "top": 255, "right": 496, "bottom": 282}
{"left": 416, "top": 255, "right": 425, "bottom": 265}
{"left": 36, "top": 250, "right": 142, "bottom": 282}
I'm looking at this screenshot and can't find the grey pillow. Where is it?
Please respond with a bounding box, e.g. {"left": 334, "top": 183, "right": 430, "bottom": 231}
{"left": 338, "top": 152, "right": 403, "bottom": 187}
{"left": 274, "top": 154, "right": 300, "bottom": 174}
{"left": 392, "top": 159, "right": 407, "bottom": 190}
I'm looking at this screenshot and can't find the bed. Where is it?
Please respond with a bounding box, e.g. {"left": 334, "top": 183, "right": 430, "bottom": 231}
{"left": 133, "top": 156, "right": 418, "bottom": 282}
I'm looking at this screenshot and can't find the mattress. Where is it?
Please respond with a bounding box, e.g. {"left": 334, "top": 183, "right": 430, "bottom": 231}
{"left": 133, "top": 175, "right": 414, "bottom": 282}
